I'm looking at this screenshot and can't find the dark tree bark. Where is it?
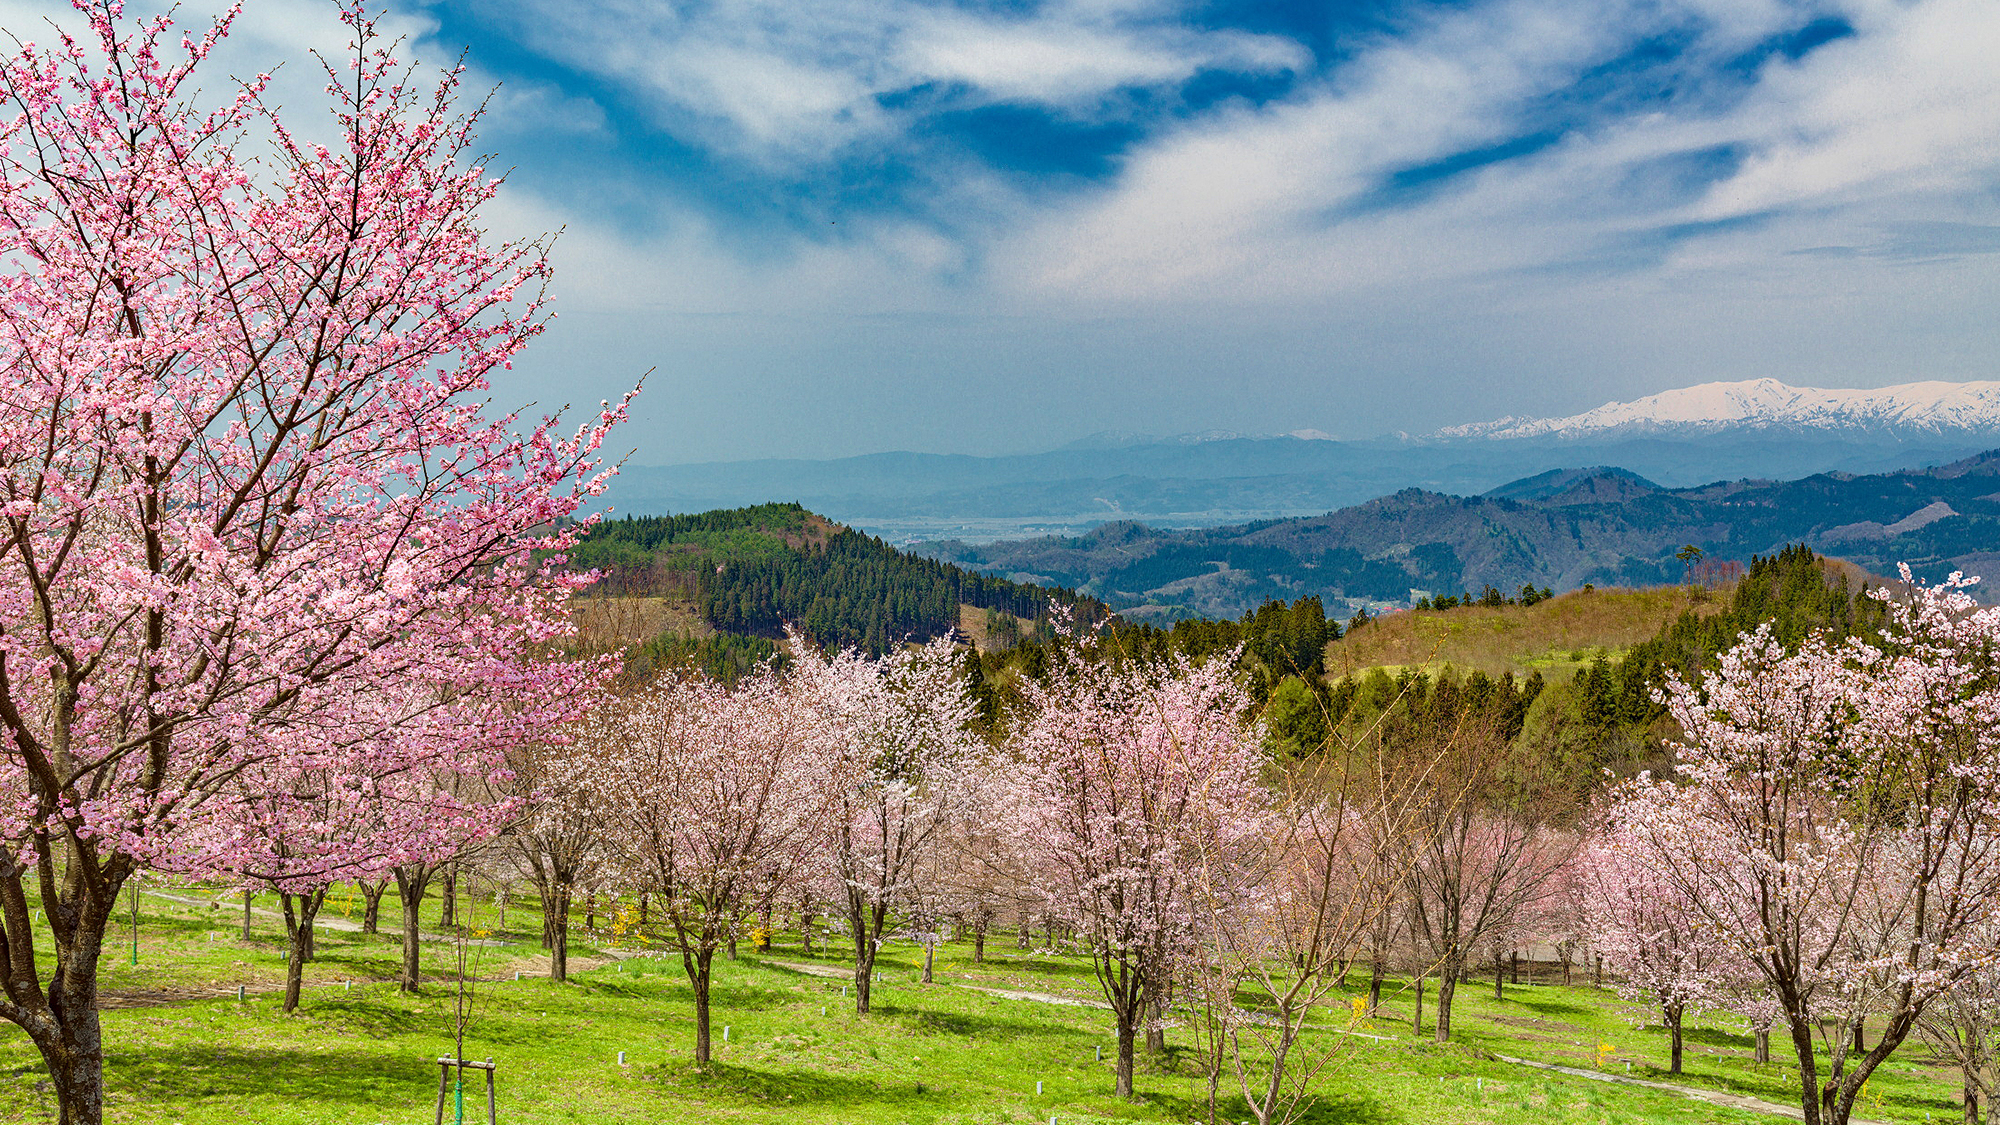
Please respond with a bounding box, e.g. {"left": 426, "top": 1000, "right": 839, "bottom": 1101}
{"left": 0, "top": 844, "right": 125, "bottom": 1125}
{"left": 1665, "top": 1003, "right": 1685, "bottom": 1075}
{"left": 279, "top": 889, "right": 328, "bottom": 1013}
{"left": 358, "top": 880, "right": 386, "bottom": 935}
{"left": 393, "top": 865, "right": 435, "bottom": 993}
{"left": 438, "top": 867, "right": 456, "bottom": 929}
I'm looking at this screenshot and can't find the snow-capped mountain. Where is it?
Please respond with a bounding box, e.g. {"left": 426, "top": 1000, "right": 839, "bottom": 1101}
{"left": 1437, "top": 378, "right": 2000, "bottom": 441}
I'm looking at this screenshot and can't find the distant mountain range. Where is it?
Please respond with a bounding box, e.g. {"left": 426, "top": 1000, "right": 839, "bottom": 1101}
{"left": 1436, "top": 378, "right": 2000, "bottom": 441}
{"left": 604, "top": 379, "right": 2000, "bottom": 544}
{"left": 915, "top": 452, "right": 2000, "bottom": 621}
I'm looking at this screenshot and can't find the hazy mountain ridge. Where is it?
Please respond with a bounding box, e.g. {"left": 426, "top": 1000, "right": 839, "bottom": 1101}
{"left": 600, "top": 379, "right": 2000, "bottom": 545}
{"left": 916, "top": 453, "right": 2000, "bottom": 620}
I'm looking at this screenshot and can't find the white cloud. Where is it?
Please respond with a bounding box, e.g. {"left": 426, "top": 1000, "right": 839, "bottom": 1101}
{"left": 459, "top": 0, "right": 1303, "bottom": 162}
{"left": 898, "top": 12, "right": 1304, "bottom": 106}
{"left": 1694, "top": 0, "right": 2000, "bottom": 219}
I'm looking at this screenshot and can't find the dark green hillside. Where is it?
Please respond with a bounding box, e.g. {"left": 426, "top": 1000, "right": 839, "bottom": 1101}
{"left": 567, "top": 504, "right": 1103, "bottom": 661}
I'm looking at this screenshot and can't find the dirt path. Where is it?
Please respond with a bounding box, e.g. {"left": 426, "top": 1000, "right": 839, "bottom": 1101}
{"left": 1492, "top": 1053, "right": 1883, "bottom": 1125}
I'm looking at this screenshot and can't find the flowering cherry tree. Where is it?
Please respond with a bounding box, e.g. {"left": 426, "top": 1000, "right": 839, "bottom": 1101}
{"left": 0, "top": 6, "right": 624, "bottom": 1120}
{"left": 1578, "top": 833, "right": 1731, "bottom": 1074}
{"left": 1610, "top": 571, "right": 2000, "bottom": 1125}
{"left": 790, "top": 633, "right": 979, "bottom": 1015}
{"left": 1007, "top": 640, "right": 1268, "bottom": 1100}
{"left": 587, "top": 668, "right": 832, "bottom": 1065}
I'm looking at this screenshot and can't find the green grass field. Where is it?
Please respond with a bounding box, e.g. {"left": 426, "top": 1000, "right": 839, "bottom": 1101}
{"left": 0, "top": 887, "right": 1967, "bottom": 1124}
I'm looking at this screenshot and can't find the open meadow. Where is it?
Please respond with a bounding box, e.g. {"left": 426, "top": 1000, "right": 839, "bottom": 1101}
{"left": 0, "top": 887, "right": 1968, "bottom": 1125}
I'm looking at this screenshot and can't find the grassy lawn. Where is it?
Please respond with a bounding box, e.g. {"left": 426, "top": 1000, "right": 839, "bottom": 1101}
{"left": 0, "top": 888, "right": 1966, "bottom": 1124}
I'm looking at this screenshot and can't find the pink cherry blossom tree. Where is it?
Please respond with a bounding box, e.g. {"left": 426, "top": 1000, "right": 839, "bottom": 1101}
{"left": 1578, "top": 832, "right": 1732, "bottom": 1074}
{"left": 1610, "top": 571, "right": 2000, "bottom": 1125}
{"left": 585, "top": 668, "right": 833, "bottom": 1065}
{"left": 1404, "top": 710, "right": 1577, "bottom": 1042}
{"left": 0, "top": 6, "right": 624, "bottom": 1120}
{"left": 1007, "top": 639, "right": 1269, "bottom": 1100}
{"left": 789, "top": 632, "right": 979, "bottom": 1015}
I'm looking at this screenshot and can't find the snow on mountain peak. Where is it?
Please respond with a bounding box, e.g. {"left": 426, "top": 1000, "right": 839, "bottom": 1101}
{"left": 1436, "top": 379, "right": 2000, "bottom": 440}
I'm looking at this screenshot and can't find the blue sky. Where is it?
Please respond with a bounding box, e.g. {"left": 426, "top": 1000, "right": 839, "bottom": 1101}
{"left": 23, "top": 0, "right": 2000, "bottom": 462}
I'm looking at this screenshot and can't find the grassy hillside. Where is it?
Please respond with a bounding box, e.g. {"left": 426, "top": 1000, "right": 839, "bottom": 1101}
{"left": 1326, "top": 584, "right": 1720, "bottom": 681}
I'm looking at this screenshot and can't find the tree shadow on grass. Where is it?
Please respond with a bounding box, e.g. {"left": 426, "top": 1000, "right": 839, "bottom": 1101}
{"left": 1150, "top": 1088, "right": 1396, "bottom": 1125}
{"left": 112, "top": 1044, "right": 426, "bottom": 1108}
{"left": 283, "top": 998, "right": 431, "bottom": 1038}
{"left": 893, "top": 1006, "right": 1068, "bottom": 1039}
{"left": 1498, "top": 991, "right": 1597, "bottom": 1020}
{"left": 960, "top": 956, "right": 1085, "bottom": 979}
{"left": 671, "top": 1060, "right": 934, "bottom": 1108}
{"left": 1682, "top": 1026, "right": 1754, "bottom": 1050}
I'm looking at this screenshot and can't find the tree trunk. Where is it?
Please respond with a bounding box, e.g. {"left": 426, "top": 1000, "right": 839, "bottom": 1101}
{"left": 922, "top": 939, "right": 935, "bottom": 984}
{"left": 1511, "top": 950, "right": 1521, "bottom": 985}
{"left": 1560, "top": 945, "right": 1572, "bottom": 987}
{"left": 1965, "top": 1075, "right": 1981, "bottom": 1125}
{"left": 1434, "top": 965, "right": 1457, "bottom": 1042}
{"left": 394, "top": 866, "right": 431, "bottom": 993}
{"left": 241, "top": 889, "right": 253, "bottom": 941}
{"left": 849, "top": 897, "right": 887, "bottom": 1015}
{"left": 1666, "top": 1004, "right": 1684, "bottom": 1075}
{"left": 1756, "top": 1028, "right": 1770, "bottom": 1064}
{"left": 279, "top": 889, "right": 326, "bottom": 1014}
{"left": 689, "top": 954, "right": 715, "bottom": 1066}
{"left": 1116, "top": 1013, "right": 1137, "bottom": 1099}
{"left": 1852, "top": 1018, "right": 1864, "bottom": 1052}
{"left": 1414, "top": 976, "right": 1425, "bottom": 1036}
{"left": 1786, "top": 1010, "right": 1826, "bottom": 1125}
{"left": 1, "top": 857, "right": 124, "bottom": 1125}
{"left": 800, "top": 911, "right": 814, "bottom": 956}
{"left": 726, "top": 935, "right": 737, "bottom": 961}
{"left": 548, "top": 882, "right": 571, "bottom": 983}
{"left": 585, "top": 890, "right": 596, "bottom": 933}
{"left": 1368, "top": 950, "right": 1384, "bottom": 1014}
{"left": 1493, "top": 947, "right": 1504, "bottom": 1001}
{"left": 439, "top": 868, "right": 456, "bottom": 929}
{"left": 1594, "top": 954, "right": 1603, "bottom": 988}
{"left": 359, "top": 881, "right": 385, "bottom": 935}
{"left": 972, "top": 918, "right": 985, "bottom": 964}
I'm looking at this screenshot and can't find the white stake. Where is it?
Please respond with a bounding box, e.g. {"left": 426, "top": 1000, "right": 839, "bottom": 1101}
{"left": 618, "top": 1051, "right": 626, "bottom": 1066}
{"left": 1036, "top": 1081, "right": 1043, "bottom": 1095}
{"left": 723, "top": 1025, "right": 730, "bottom": 1043}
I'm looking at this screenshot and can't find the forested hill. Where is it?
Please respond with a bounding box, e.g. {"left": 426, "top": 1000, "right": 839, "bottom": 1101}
{"left": 918, "top": 450, "right": 2000, "bottom": 620}
{"left": 565, "top": 503, "right": 1104, "bottom": 660}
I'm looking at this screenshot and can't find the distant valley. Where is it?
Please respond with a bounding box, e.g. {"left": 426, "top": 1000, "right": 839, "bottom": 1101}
{"left": 916, "top": 453, "right": 2000, "bottom": 621}
{"left": 605, "top": 379, "right": 2000, "bottom": 544}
